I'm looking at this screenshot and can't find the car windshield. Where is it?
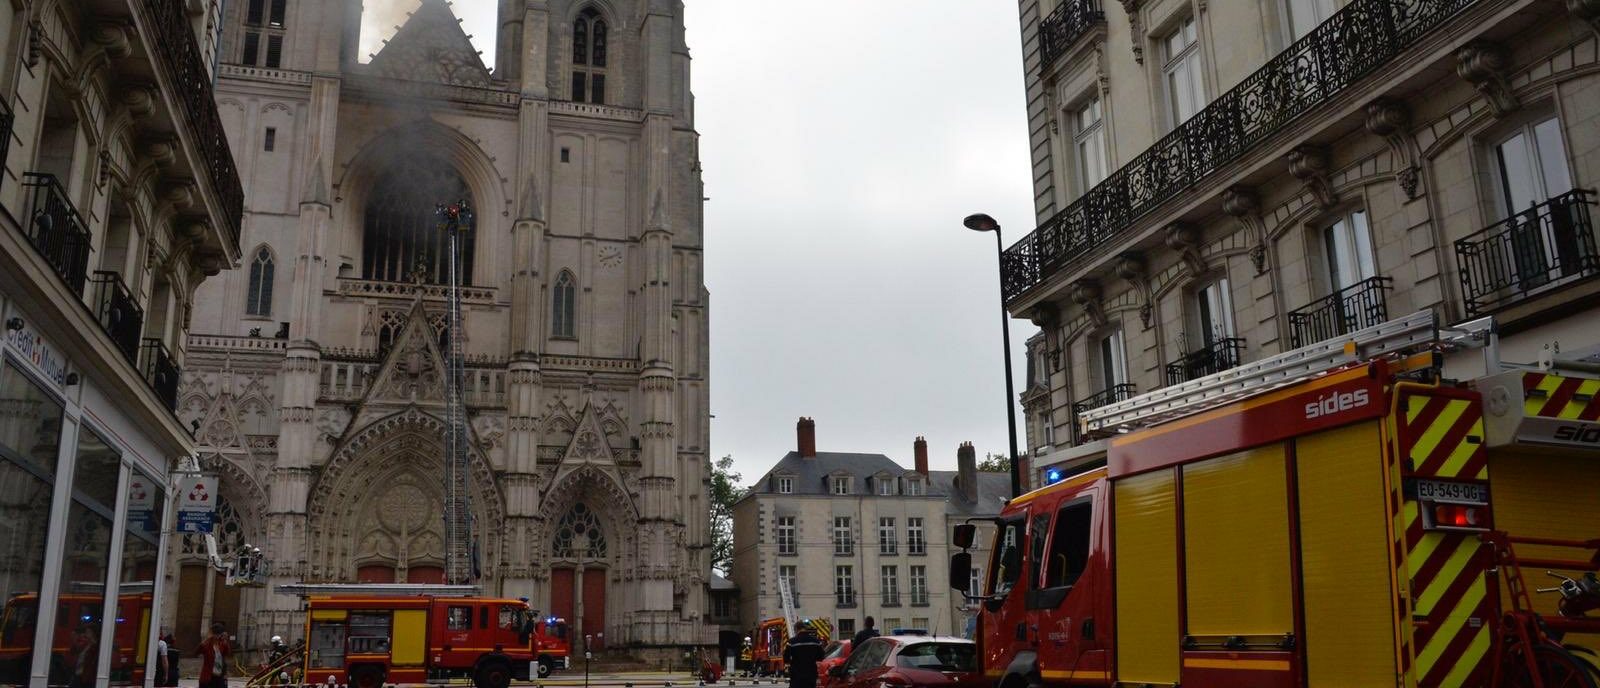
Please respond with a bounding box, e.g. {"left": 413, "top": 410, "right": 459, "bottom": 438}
{"left": 894, "top": 642, "right": 977, "bottom": 672}
{"left": 823, "top": 642, "right": 848, "bottom": 660}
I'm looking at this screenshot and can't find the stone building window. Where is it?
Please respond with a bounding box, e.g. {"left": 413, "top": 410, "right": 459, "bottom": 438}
{"left": 907, "top": 518, "right": 925, "bottom": 555}
{"left": 361, "top": 151, "right": 475, "bottom": 285}
{"left": 552, "top": 270, "right": 577, "bottom": 339}
{"left": 241, "top": 0, "right": 288, "bottom": 68}
{"left": 1160, "top": 16, "right": 1205, "bottom": 129}
{"left": 776, "top": 516, "right": 796, "bottom": 555}
{"left": 246, "top": 247, "right": 274, "bottom": 317}
{"left": 571, "top": 7, "right": 608, "bottom": 104}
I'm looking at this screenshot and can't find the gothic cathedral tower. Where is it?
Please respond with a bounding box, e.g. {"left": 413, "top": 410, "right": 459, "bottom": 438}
{"left": 176, "top": 0, "right": 711, "bottom": 654}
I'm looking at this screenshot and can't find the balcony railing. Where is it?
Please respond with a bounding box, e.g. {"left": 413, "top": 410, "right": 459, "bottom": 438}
{"left": 90, "top": 271, "right": 146, "bottom": 365}
{"left": 21, "top": 173, "right": 93, "bottom": 294}
{"left": 1070, "top": 383, "right": 1137, "bottom": 444}
{"left": 145, "top": 0, "right": 245, "bottom": 243}
{"left": 1455, "top": 189, "right": 1599, "bottom": 317}
{"left": 881, "top": 592, "right": 900, "bottom": 607}
{"left": 1001, "top": 0, "right": 1479, "bottom": 302}
{"left": 836, "top": 592, "right": 856, "bottom": 607}
{"left": 1288, "top": 276, "right": 1393, "bottom": 347}
{"left": 1167, "top": 338, "right": 1245, "bottom": 386}
{"left": 910, "top": 590, "right": 930, "bottom": 606}
{"left": 1038, "top": 0, "right": 1105, "bottom": 72}
{"left": 140, "top": 339, "right": 181, "bottom": 411}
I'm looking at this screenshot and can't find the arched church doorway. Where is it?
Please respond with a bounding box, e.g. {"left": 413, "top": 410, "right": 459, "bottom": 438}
{"left": 549, "top": 503, "right": 608, "bottom": 649}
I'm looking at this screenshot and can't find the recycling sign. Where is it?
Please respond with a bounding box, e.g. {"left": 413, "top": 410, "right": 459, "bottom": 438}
{"left": 127, "top": 475, "right": 157, "bottom": 531}
{"left": 177, "top": 475, "right": 218, "bottom": 533}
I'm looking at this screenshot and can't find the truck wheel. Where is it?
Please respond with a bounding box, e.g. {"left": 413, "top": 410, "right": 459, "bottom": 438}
{"left": 476, "top": 661, "right": 512, "bottom": 688}
{"left": 350, "top": 666, "right": 385, "bottom": 688}
{"left": 537, "top": 658, "right": 553, "bottom": 678}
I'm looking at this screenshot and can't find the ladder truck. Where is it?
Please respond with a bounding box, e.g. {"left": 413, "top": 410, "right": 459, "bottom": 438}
{"left": 438, "top": 201, "right": 474, "bottom": 586}
{"left": 950, "top": 311, "right": 1600, "bottom": 687}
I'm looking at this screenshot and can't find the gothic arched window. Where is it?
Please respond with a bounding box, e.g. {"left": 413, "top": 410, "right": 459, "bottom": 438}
{"left": 552, "top": 270, "right": 576, "bottom": 339}
{"left": 552, "top": 502, "right": 607, "bottom": 559}
{"left": 246, "top": 247, "right": 275, "bottom": 316}
{"left": 361, "top": 150, "right": 475, "bottom": 285}
{"left": 571, "top": 8, "right": 607, "bottom": 104}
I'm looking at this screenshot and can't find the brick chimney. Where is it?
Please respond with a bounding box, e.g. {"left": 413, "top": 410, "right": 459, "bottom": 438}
{"left": 797, "top": 417, "right": 816, "bottom": 458}
{"left": 913, "top": 436, "right": 928, "bottom": 476}
{"left": 956, "top": 442, "right": 977, "bottom": 503}
{"left": 1017, "top": 453, "right": 1032, "bottom": 492}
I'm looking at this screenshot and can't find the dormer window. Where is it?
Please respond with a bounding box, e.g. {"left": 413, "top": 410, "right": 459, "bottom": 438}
{"left": 776, "top": 476, "right": 794, "bottom": 494}
{"left": 571, "top": 7, "right": 608, "bottom": 104}
{"left": 877, "top": 479, "right": 895, "bottom": 496}
{"left": 831, "top": 476, "right": 850, "bottom": 495}
{"left": 905, "top": 479, "right": 924, "bottom": 497}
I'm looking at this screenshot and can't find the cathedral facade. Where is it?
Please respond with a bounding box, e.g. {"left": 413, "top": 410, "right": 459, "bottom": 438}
{"left": 174, "top": 0, "right": 711, "bottom": 655}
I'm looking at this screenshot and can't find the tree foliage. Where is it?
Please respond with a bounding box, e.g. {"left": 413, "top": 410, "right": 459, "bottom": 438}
{"left": 710, "top": 455, "right": 746, "bottom": 575}
{"left": 976, "top": 452, "right": 1011, "bottom": 473}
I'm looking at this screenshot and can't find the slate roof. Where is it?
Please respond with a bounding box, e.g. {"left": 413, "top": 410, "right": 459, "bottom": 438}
{"left": 710, "top": 573, "right": 736, "bottom": 591}
{"left": 744, "top": 451, "right": 940, "bottom": 497}
{"left": 927, "top": 470, "right": 1012, "bottom": 517}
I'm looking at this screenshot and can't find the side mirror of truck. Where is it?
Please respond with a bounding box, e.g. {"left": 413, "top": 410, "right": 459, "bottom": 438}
{"left": 949, "top": 552, "right": 972, "bottom": 593}
{"left": 953, "top": 524, "right": 976, "bottom": 550}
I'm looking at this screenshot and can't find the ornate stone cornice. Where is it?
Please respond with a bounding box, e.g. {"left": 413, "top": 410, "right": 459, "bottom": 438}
{"left": 1287, "top": 144, "right": 1338, "bottom": 210}
{"left": 1364, "top": 98, "right": 1421, "bottom": 200}
{"left": 1456, "top": 40, "right": 1519, "bottom": 117}
{"left": 1220, "top": 186, "right": 1268, "bottom": 275}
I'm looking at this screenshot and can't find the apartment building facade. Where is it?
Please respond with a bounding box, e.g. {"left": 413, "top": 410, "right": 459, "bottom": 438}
{"left": 1007, "top": 0, "right": 1600, "bottom": 473}
{"left": 731, "top": 420, "right": 1009, "bottom": 639}
{"left": 0, "top": 1, "right": 241, "bottom": 687}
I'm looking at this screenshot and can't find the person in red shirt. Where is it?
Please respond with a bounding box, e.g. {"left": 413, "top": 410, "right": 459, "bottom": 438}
{"left": 197, "top": 622, "right": 233, "bottom": 688}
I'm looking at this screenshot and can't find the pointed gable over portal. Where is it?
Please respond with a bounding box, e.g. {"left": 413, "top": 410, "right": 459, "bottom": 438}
{"left": 367, "top": 0, "right": 492, "bottom": 87}
{"left": 362, "top": 300, "right": 448, "bottom": 407}
{"left": 560, "top": 403, "right": 616, "bottom": 464}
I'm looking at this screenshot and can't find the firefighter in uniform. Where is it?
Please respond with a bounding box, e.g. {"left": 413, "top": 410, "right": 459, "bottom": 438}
{"left": 783, "top": 621, "right": 824, "bottom": 688}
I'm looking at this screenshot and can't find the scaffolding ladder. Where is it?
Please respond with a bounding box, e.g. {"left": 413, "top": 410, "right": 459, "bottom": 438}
{"left": 1077, "top": 310, "right": 1494, "bottom": 437}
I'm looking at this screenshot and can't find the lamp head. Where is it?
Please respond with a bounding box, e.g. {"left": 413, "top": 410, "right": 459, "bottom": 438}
{"left": 963, "top": 213, "right": 1000, "bottom": 233}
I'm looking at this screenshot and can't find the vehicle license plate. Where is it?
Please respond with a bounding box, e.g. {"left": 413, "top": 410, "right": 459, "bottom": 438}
{"left": 1415, "top": 479, "right": 1486, "bottom": 503}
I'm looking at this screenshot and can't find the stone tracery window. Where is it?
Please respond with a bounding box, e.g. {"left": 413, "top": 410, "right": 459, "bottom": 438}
{"left": 552, "top": 270, "right": 577, "bottom": 338}
{"left": 361, "top": 150, "right": 475, "bottom": 285}
{"left": 246, "top": 246, "right": 274, "bottom": 316}
{"left": 552, "top": 502, "right": 607, "bottom": 559}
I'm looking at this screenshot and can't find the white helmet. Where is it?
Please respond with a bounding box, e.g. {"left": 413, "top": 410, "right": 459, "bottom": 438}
{"left": 271, "top": 635, "right": 283, "bottom": 644}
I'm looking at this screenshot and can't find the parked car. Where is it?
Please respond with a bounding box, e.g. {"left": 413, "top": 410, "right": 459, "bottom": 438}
{"left": 816, "top": 640, "right": 851, "bottom": 688}
{"left": 826, "top": 636, "right": 982, "bottom": 688}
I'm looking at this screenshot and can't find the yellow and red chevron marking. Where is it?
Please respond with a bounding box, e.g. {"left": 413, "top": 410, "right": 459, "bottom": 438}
{"left": 1403, "top": 502, "right": 1492, "bottom": 687}
{"left": 1399, "top": 393, "right": 1486, "bottom": 480}
{"left": 1522, "top": 372, "right": 1600, "bottom": 420}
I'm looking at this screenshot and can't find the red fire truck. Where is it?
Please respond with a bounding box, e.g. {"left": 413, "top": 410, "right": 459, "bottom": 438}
{"left": 0, "top": 592, "right": 154, "bottom": 686}
{"left": 530, "top": 615, "right": 571, "bottom": 677}
{"left": 949, "top": 312, "right": 1600, "bottom": 687}
{"left": 301, "top": 594, "right": 538, "bottom": 688}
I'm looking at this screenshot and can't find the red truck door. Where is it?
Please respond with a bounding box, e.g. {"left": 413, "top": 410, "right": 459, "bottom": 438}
{"left": 431, "top": 600, "right": 483, "bottom": 669}
{"left": 979, "top": 517, "right": 1028, "bottom": 674}
{"left": 1029, "top": 489, "right": 1109, "bottom": 683}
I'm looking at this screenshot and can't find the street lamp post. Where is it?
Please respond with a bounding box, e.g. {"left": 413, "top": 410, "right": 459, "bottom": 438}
{"left": 963, "top": 213, "right": 1024, "bottom": 498}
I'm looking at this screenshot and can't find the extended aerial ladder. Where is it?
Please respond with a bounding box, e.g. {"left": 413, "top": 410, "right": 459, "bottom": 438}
{"left": 437, "top": 201, "right": 474, "bottom": 585}
{"left": 1076, "top": 309, "right": 1495, "bottom": 437}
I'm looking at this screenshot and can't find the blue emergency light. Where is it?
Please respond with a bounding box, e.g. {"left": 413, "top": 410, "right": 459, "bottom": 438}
{"left": 1044, "top": 468, "right": 1064, "bottom": 485}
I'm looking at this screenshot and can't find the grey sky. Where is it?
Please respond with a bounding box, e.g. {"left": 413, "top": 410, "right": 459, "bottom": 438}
{"left": 367, "top": 1, "right": 1036, "bottom": 482}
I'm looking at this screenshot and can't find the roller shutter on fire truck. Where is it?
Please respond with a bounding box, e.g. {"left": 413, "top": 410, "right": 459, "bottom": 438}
{"left": 1112, "top": 470, "right": 1179, "bottom": 684}
{"left": 1294, "top": 421, "right": 1397, "bottom": 686}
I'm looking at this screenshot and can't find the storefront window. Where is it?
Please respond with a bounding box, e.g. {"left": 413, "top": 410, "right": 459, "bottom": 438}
{"left": 0, "top": 361, "right": 64, "bottom": 688}
{"left": 113, "top": 473, "right": 162, "bottom": 686}
{"left": 59, "top": 427, "right": 120, "bottom": 688}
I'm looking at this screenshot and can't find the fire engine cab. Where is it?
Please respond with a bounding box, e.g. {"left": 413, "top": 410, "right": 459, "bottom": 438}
{"left": 530, "top": 615, "right": 571, "bottom": 677}
{"left": 950, "top": 312, "right": 1600, "bottom": 687}
{"left": 296, "top": 590, "right": 539, "bottom": 688}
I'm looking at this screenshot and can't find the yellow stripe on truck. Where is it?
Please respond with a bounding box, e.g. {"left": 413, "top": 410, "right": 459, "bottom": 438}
{"left": 1113, "top": 469, "right": 1180, "bottom": 685}
{"left": 1295, "top": 421, "right": 1397, "bottom": 687}
{"left": 1183, "top": 446, "right": 1293, "bottom": 636}
{"left": 1182, "top": 658, "right": 1292, "bottom": 671}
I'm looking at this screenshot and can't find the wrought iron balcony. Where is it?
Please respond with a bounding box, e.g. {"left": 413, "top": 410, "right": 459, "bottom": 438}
{"left": 1070, "top": 383, "right": 1136, "bottom": 444}
{"left": 140, "top": 338, "right": 181, "bottom": 411}
{"left": 1166, "top": 338, "right": 1245, "bottom": 386}
{"left": 1455, "top": 189, "right": 1599, "bottom": 317}
{"left": 145, "top": 0, "right": 245, "bottom": 244}
{"left": 1287, "top": 276, "right": 1393, "bottom": 347}
{"left": 21, "top": 173, "right": 93, "bottom": 294}
{"left": 1038, "top": 0, "right": 1105, "bottom": 72}
{"left": 90, "top": 271, "right": 146, "bottom": 365}
{"left": 881, "top": 592, "right": 900, "bottom": 607}
{"left": 1002, "top": 0, "right": 1479, "bottom": 303}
